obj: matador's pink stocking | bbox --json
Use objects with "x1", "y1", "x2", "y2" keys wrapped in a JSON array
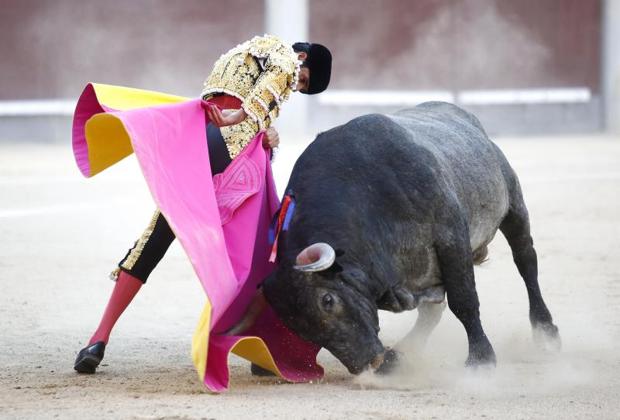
[{"x1": 88, "y1": 270, "x2": 143, "y2": 345}]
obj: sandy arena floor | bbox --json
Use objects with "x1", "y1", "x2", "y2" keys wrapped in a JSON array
[{"x1": 0, "y1": 134, "x2": 619, "y2": 419}]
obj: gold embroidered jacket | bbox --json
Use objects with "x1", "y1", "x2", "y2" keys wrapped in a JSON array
[{"x1": 201, "y1": 34, "x2": 301, "y2": 159}]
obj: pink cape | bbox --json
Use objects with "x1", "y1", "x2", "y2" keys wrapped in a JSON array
[{"x1": 72, "y1": 83, "x2": 322, "y2": 392}]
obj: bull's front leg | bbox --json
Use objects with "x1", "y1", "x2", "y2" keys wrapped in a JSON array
[{"x1": 435, "y1": 226, "x2": 496, "y2": 367}]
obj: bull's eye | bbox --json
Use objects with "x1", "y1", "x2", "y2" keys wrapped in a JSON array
[{"x1": 321, "y1": 293, "x2": 335, "y2": 311}]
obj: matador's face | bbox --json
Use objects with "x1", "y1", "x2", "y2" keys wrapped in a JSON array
[{"x1": 296, "y1": 66, "x2": 310, "y2": 93}]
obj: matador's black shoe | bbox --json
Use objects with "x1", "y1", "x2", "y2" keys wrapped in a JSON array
[{"x1": 74, "y1": 341, "x2": 106, "y2": 374}]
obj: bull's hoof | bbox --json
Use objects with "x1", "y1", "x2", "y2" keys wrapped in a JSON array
[
  {"x1": 465, "y1": 341, "x2": 496, "y2": 368},
  {"x1": 533, "y1": 323, "x2": 561, "y2": 352},
  {"x1": 374, "y1": 349, "x2": 401, "y2": 375},
  {"x1": 465, "y1": 355, "x2": 496, "y2": 368}
]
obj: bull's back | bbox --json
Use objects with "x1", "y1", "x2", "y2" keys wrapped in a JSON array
[
  {"x1": 285, "y1": 103, "x2": 516, "y2": 293},
  {"x1": 288, "y1": 102, "x2": 512, "y2": 255},
  {"x1": 302, "y1": 103, "x2": 509, "y2": 247},
  {"x1": 391, "y1": 103, "x2": 511, "y2": 247}
]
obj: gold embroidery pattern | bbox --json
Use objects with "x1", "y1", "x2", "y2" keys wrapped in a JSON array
[
  {"x1": 201, "y1": 34, "x2": 300, "y2": 159},
  {"x1": 219, "y1": 118, "x2": 260, "y2": 159},
  {"x1": 120, "y1": 210, "x2": 160, "y2": 271},
  {"x1": 242, "y1": 58, "x2": 294, "y2": 127},
  {"x1": 202, "y1": 53, "x2": 262, "y2": 103}
]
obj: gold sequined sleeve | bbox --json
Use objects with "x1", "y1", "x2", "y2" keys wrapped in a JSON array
[
  {"x1": 219, "y1": 118, "x2": 260, "y2": 159},
  {"x1": 242, "y1": 55, "x2": 296, "y2": 130}
]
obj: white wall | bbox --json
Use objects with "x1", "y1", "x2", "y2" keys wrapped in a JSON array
[{"x1": 604, "y1": 0, "x2": 620, "y2": 133}]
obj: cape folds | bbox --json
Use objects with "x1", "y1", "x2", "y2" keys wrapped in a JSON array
[{"x1": 72, "y1": 83, "x2": 322, "y2": 392}]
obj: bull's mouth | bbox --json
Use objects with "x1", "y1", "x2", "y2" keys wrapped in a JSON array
[
  {"x1": 355, "y1": 348, "x2": 400, "y2": 375},
  {"x1": 346, "y1": 363, "x2": 368, "y2": 375},
  {"x1": 331, "y1": 337, "x2": 391, "y2": 375},
  {"x1": 340, "y1": 350, "x2": 387, "y2": 375}
]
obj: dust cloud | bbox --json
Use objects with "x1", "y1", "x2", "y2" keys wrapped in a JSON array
[
  {"x1": 352, "y1": 239, "x2": 616, "y2": 401},
  {"x1": 355, "y1": 322, "x2": 604, "y2": 398}
]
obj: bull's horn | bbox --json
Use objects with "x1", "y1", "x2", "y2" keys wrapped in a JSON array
[
  {"x1": 224, "y1": 288, "x2": 267, "y2": 336},
  {"x1": 294, "y1": 242, "x2": 336, "y2": 272}
]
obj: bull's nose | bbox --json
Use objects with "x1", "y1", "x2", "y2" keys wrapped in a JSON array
[
  {"x1": 369, "y1": 352, "x2": 385, "y2": 370},
  {"x1": 344, "y1": 356, "x2": 373, "y2": 375}
]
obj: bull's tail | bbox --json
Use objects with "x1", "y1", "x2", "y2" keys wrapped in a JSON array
[{"x1": 472, "y1": 245, "x2": 489, "y2": 265}]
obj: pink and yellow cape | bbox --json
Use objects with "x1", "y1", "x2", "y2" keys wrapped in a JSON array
[{"x1": 72, "y1": 83, "x2": 323, "y2": 392}]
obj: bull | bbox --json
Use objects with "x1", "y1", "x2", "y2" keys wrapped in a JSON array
[{"x1": 234, "y1": 101, "x2": 560, "y2": 375}]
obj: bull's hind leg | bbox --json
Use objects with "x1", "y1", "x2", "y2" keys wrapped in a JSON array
[{"x1": 499, "y1": 204, "x2": 560, "y2": 350}]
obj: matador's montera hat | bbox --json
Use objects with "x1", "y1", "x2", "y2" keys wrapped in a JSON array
[{"x1": 293, "y1": 42, "x2": 332, "y2": 95}]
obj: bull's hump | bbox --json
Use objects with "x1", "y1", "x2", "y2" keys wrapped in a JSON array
[
  {"x1": 343, "y1": 113, "x2": 407, "y2": 138},
  {"x1": 347, "y1": 112, "x2": 395, "y2": 127},
  {"x1": 393, "y1": 101, "x2": 481, "y2": 126}
]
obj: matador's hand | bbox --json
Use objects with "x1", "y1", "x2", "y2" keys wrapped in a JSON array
[
  {"x1": 262, "y1": 127, "x2": 280, "y2": 149},
  {"x1": 202, "y1": 100, "x2": 247, "y2": 127}
]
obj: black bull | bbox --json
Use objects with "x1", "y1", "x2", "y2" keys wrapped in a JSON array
[{"x1": 243, "y1": 102, "x2": 560, "y2": 374}]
